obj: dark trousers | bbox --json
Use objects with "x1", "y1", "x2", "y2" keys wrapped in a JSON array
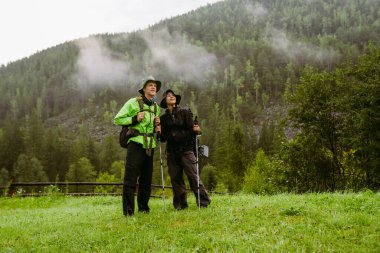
[
  {"x1": 123, "y1": 141, "x2": 154, "y2": 215},
  {"x1": 167, "y1": 150, "x2": 211, "y2": 209}
]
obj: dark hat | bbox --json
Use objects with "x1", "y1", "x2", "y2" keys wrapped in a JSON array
[
  {"x1": 160, "y1": 89, "x2": 181, "y2": 108},
  {"x1": 138, "y1": 75, "x2": 162, "y2": 95}
]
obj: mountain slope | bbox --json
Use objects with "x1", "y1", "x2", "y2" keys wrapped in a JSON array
[{"x1": 0, "y1": 0, "x2": 379, "y2": 188}]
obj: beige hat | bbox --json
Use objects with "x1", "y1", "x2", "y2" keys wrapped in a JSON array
[{"x1": 138, "y1": 75, "x2": 161, "y2": 95}]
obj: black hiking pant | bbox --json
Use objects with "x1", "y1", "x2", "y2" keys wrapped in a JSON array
[
  {"x1": 123, "y1": 141, "x2": 154, "y2": 216},
  {"x1": 167, "y1": 150, "x2": 211, "y2": 209}
]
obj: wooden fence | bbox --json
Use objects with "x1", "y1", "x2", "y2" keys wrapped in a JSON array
[{"x1": 0, "y1": 182, "x2": 229, "y2": 197}]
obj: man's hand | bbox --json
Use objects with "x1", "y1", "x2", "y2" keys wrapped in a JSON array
[
  {"x1": 137, "y1": 112, "x2": 144, "y2": 122},
  {"x1": 154, "y1": 116, "x2": 160, "y2": 126},
  {"x1": 193, "y1": 125, "x2": 201, "y2": 135}
]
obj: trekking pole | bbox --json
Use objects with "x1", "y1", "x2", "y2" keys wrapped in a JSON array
[
  {"x1": 195, "y1": 134, "x2": 201, "y2": 210},
  {"x1": 194, "y1": 116, "x2": 201, "y2": 210},
  {"x1": 158, "y1": 136, "x2": 166, "y2": 211}
]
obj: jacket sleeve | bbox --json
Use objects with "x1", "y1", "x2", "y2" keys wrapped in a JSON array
[
  {"x1": 113, "y1": 99, "x2": 138, "y2": 126},
  {"x1": 187, "y1": 108, "x2": 202, "y2": 136},
  {"x1": 185, "y1": 108, "x2": 196, "y2": 132},
  {"x1": 159, "y1": 114, "x2": 168, "y2": 142}
]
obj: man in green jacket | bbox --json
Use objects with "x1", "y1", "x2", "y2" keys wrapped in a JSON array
[{"x1": 114, "y1": 76, "x2": 161, "y2": 216}]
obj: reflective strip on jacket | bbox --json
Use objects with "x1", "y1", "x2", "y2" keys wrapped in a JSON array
[{"x1": 114, "y1": 97, "x2": 160, "y2": 148}]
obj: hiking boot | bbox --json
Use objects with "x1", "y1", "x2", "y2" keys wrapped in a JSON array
[{"x1": 124, "y1": 209, "x2": 134, "y2": 216}]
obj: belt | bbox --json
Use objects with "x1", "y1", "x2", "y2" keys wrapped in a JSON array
[
  {"x1": 167, "y1": 145, "x2": 193, "y2": 154},
  {"x1": 138, "y1": 132, "x2": 154, "y2": 156}
]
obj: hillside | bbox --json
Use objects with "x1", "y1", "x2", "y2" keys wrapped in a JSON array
[
  {"x1": 0, "y1": 0, "x2": 379, "y2": 191},
  {"x1": 1, "y1": 0, "x2": 379, "y2": 120}
]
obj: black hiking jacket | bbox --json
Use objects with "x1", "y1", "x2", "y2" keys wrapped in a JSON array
[{"x1": 160, "y1": 106, "x2": 196, "y2": 152}]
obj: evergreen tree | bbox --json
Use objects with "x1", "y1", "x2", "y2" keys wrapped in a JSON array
[
  {"x1": 0, "y1": 117, "x2": 24, "y2": 174},
  {"x1": 214, "y1": 121, "x2": 248, "y2": 192},
  {"x1": 23, "y1": 107, "x2": 45, "y2": 160},
  {"x1": 12, "y1": 154, "x2": 48, "y2": 193},
  {"x1": 0, "y1": 168, "x2": 9, "y2": 187},
  {"x1": 66, "y1": 157, "x2": 97, "y2": 192},
  {"x1": 110, "y1": 160, "x2": 124, "y2": 182},
  {"x1": 99, "y1": 134, "x2": 122, "y2": 173},
  {"x1": 41, "y1": 127, "x2": 71, "y2": 181},
  {"x1": 13, "y1": 154, "x2": 48, "y2": 182}
]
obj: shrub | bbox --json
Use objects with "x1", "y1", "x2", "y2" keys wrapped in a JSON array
[{"x1": 243, "y1": 149, "x2": 283, "y2": 194}]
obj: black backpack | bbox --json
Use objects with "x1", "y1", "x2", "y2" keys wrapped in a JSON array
[{"x1": 119, "y1": 97, "x2": 157, "y2": 148}]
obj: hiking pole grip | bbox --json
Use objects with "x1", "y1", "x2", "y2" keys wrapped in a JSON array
[{"x1": 194, "y1": 115, "x2": 202, "y2": 137}]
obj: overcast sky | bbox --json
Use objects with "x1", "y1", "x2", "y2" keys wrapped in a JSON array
[{"x1": 0, "y1": 0, "x2": 222, "y2": 66}]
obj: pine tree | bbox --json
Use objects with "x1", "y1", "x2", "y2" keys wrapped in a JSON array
[{"x1": 66, "y1": 157, "x2": 97, "y2": 192}]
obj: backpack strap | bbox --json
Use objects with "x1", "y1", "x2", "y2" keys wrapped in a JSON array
[
  {"x1": 135, "y1": 96, "x2": 157, "y2": 156},
  {"x1": 136, "y1": 96, "x2": 144, "y2": 111}
]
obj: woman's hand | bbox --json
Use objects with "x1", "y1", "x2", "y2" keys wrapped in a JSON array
[
  {"x1": 154, "y1": 116, "x2": 160, "y2": 126},
  {"x1": 193, "y1": 125, "x2": 201, "y2": 135}
]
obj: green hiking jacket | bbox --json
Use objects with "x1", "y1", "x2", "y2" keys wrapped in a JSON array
[{"x1": 114, "y1": 97, "x2": 161, "y2": 148}]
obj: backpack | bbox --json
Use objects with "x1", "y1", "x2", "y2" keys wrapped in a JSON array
[{"x1": 119, "y1": 97, "x2": 157, "y2": 148}]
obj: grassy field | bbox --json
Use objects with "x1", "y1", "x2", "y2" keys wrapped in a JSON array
[{"x1": 0, "y1": 191, "x2": 379, "y2": 252}]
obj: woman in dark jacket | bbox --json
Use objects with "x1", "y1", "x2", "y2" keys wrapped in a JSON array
[{"x1": 159, "y1": 89, "x2": 211, "y2": 210}]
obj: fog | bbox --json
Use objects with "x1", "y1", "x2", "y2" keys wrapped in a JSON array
[{"x1": 74, "y1": 27, "x2": 218, "y2": 92}]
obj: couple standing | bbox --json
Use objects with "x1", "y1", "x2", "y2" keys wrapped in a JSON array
[{"x1": 114, "y1": 76, "x2": 211, "y2": 216}]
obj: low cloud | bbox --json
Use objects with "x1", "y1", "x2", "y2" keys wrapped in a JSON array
[
  {"x1": 304, "y1": 0, "x2": 318, "y2": 4},
  {"x1": 266, "y1": 28, "x2": 339, "y2": 63},
  {"x1": 245, "y1": 3, "x2": 268, "y2": 22},
  {"x1": 140, "y1": 28, "x2": 218, "y2": 84},
  {"x1": 74, "y1": 28, "x2": 218, "y2": 92},
  {"x1": 74, "y1": 37, "x2": 132, "y2": 92}
]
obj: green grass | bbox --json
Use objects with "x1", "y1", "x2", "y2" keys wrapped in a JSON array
[{"x1": 0, "y1": 192, "x2": 379, "y2": 252}]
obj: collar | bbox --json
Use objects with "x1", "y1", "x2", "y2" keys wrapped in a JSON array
[
  {"x1": 165, "y1": 106, "x2": 180, "y2": 114},
  {"x1": 142, "y1": 95, "x2": 154, "y2": 106}
]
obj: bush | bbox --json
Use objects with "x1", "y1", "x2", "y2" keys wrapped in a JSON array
[
  {"x1": 66, "y1": 157, "x2": 97, "y2": 193},
  {"x1": 95, "y1": 172, "x2": 119, "y2": 194},
  {"x1": 243, "y1": 149, "x2": 283, "y2": 194},
  {"x1": 201, "y1": 164, "x2": 218, "y2": 191}
]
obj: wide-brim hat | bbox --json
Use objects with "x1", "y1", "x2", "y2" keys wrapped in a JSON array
[
  {"x1": 138, "y1": 75, "x2": 161, "y2": 95},
  {"x1": 160, "y1": 89, "x2": 181, "y2": 108}
]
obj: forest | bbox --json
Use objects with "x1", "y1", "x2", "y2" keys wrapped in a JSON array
[{"x1": 0, "y1": 0, "x2": 379, "y2": 193}]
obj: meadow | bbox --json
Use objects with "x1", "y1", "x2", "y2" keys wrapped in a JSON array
[{"x1": 0, "y1": 192, "x2": 379, "y2": 252}]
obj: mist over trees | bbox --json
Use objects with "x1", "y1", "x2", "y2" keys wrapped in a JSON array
[{"x1": 0, "y1": 0, "x2": 379, "y2": 193}]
